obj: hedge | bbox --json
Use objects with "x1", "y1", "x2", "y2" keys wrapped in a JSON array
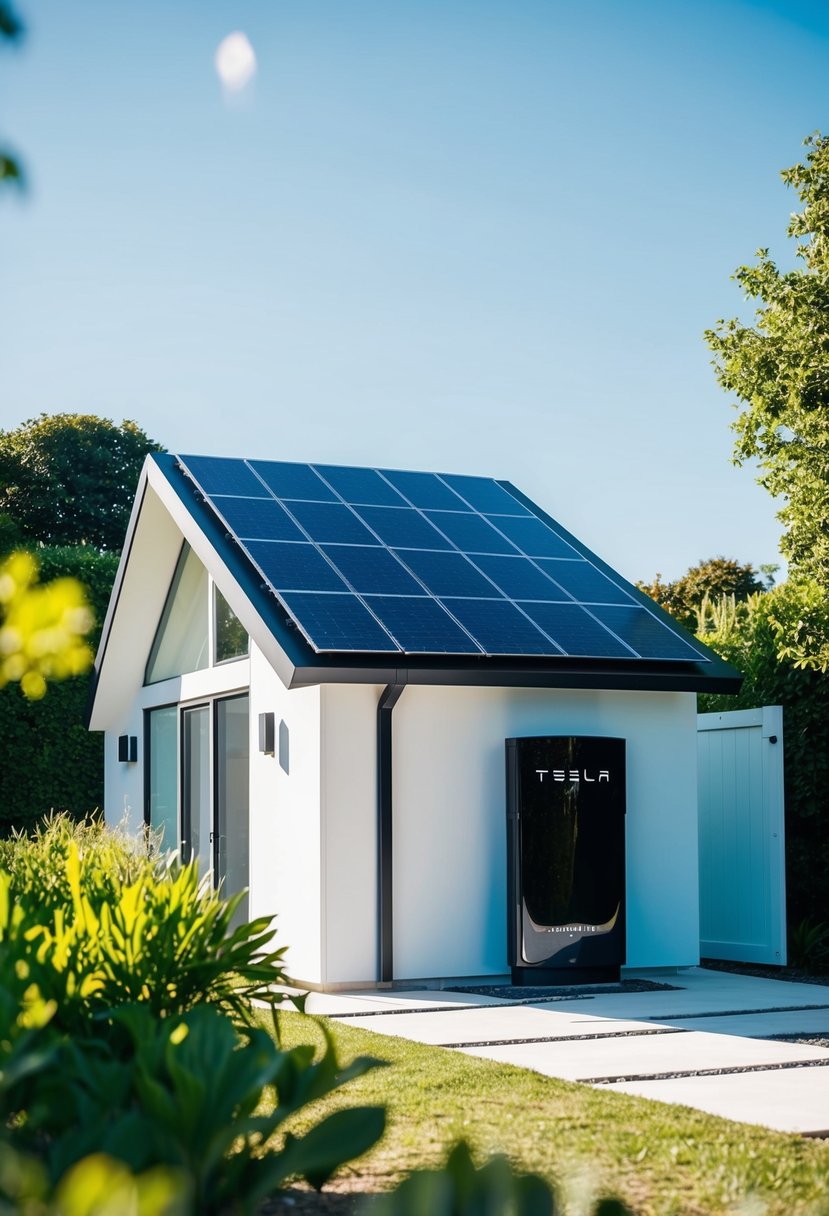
[{"x1": 0, "y1": 545, "x2": 119, "y2": 833}]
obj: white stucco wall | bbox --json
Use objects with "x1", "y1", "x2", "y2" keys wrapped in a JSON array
[
  {"x1": 320, "y1": 683, "x2": 382, "y2": 985},
  {"x1": 317, "y1": 683, "x2": 700, "y2": 985},
  {"x1": 248, "y1": 645, "x2": 323, "y2": 983}
]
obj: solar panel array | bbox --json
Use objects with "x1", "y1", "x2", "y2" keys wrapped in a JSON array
[{"x1": 177, "y1": 455, "x2": 707, "y2": 663}]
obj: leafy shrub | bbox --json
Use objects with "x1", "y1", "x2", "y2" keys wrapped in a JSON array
[
  {"x1": 0, "y1": 815, "x2": 291, "y2": 1031},
  {"x1": 0, "y1": 815, "x2": 156, "y2": 915},
  {"x1": 364, "y1": 1141, "x2": 632, "y2": 1216},
  {"x1": 9, "y1": 1004, "x2": 384, "y2": 1213},
  {"x1": 0, "y1": 818, "x2": 387, "y2": 1214},
  {"x1": 699, "y1": 581, "x2": 829, "y2": 925},
  {"x1": 0, "y1": 1145, "x2": 188, "y2": 1216}
]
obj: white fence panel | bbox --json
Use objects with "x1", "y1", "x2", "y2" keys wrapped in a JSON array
[{"x1": 697, "y1": 706, "x2": 786, "y2": 965}]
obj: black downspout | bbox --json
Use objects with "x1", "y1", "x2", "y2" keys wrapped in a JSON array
[{"x1": 377, "y1": 682, "x2": 405, "y2": 984}]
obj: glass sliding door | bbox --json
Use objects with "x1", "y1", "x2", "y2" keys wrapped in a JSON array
[
  {"x1": 182, "y1": 705, "x2": 211, "y2": 878},
  {"x1": 215, "y1": 694, "x2": 250, "y2": 921},
  {"x1": 149, "y1": 696, "x2": 250, "y2": 914},
  {"x1": 147, "y1": 705, "x2": 178, "y2": 851}
]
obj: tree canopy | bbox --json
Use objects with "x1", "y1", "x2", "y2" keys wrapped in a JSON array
[
  {"x1": 0, "y1": 413, "x2": 162, "y2": 551},
  {"x1": 706, "y1": 133, "x2": 829, "y2": 588},
  {"x1": 637, "y1": 556, "x2": 768, "y2": 632}
]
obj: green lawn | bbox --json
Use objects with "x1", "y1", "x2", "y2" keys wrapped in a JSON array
[{"x1": 273, "y1": 1010, "x2": 829, "y2": 1216}]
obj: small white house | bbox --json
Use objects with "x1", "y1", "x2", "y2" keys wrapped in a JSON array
[{"x1": 88, "y1": 454, "x2": 740, "y2": 990}]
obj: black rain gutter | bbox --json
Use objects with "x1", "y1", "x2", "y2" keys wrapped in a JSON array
[{"x1": 377, "y1": 681, "x2": 406, "y2": 983}]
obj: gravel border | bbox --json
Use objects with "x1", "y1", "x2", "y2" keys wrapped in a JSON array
[{"x1": 701, "y1": 959, "x2": 829, "y2": 988}]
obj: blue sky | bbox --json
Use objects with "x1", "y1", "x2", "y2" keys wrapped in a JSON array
[{"x1": 3, "y1": 0, "x2": 828, "y2": 581}]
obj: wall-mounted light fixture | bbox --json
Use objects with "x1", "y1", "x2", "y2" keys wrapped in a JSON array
[
  {"x1": 118, "y1": 735, "x2": 138, "y2": 764},
  {"x1": 258, "y1": 712, "x2": 275, "y2": 756}
]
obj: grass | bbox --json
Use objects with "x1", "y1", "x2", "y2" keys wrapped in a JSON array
[{"x1": 271, "y1": 1011, "x2": 829, "y2": 1216}]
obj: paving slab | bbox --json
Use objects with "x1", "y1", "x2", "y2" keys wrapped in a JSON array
[
  {"x1": 669, "y1": 1007, "x2": 829, "y2": 1040},
  {"x1": 324, "y1": 1005, "x2": 660, "y2": 1046},
  {"x1": 606, "y1": 1066, "x2": 829, "y2": 1134},
  {"x1": 300, "y1": 987, "x2": 503, "y2": 1017},
  {"x1": 533, "y1": 970, "x2": 829, "y2": 1025},
  {"x1": 453, "y1": 1028, "x2": 829, "y2": 1083},
  {"x1": 305, "y1": 968, "x2": 829, "y2": 1133}
]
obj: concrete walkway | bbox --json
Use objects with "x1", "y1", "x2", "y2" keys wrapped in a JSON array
[{"x1": 304, "y1": 968, "x2": 829, "y2": 1135}]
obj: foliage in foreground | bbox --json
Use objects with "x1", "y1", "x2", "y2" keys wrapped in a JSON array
[
  {"x1": 364, "y1": 1140, "x2": 628, "y2": 1216},
  {"x1": 0, "y1": 815, "x2": 291, "y2": 1031},
  {"x1": 0, "y1": 817, "x2": 386, "y2": 1213},
  {"x1": 5, "y1": 1003, "x2": 384, "y2": 1213},
  {"x1": 0, "y1": 550, "x2": 92, "y2": 702}
]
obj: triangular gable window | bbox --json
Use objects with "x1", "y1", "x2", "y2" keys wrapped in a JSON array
[
  {"x1": 214, "y1": 585, "x2": 249, "y2": 663},
  {"x1": 145, "y1": 543, "x2": 209, "y2": 684}
]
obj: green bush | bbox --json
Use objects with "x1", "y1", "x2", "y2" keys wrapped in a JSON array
[
  {"x1": 0, "y1": 816, "x2": 291, "y2": 1032},
  {"x1": 699, "y1": 581, "x2": 829, "y2": 925},
  {"x1": 10, "y1": 1004, "x2": 384, "y2": 1212},
  {"x1": 0, "y1": 818, "x2": 387, "y2": 1215},
  {"x1": 0, "y1": 546, "x2": 118, "y2": 833}
]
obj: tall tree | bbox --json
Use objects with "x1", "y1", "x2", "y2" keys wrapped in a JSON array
[
  {"x1": 706, "y1": 133, "x2": 829, "y2": 587},
  {"x1": 0, "y1": 414, "x2": 162, "y2": 551}
]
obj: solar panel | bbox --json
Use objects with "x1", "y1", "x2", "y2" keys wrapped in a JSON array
[
  {"x1": 362, "y1": 596, "x2": 482, "y2": 653},
  {"x1": 381, "y1": 469, "x2": 468, "y2": 511},
  {"x1": 280, "y1": 592, "x2": 399, "y2": 652},
  {"x1": 537, "y1": 559, "x2": 635, "y2": 604},
  {"x1": 320, "y1": 545, "x2": 423, "y2": 595},
  {"x1": 245, "y1": 541, "x2": 347, "y2": 592},
  {"x1": 315, "y1": 465, "x2": 406, "y2": 506},
  {"x1": 443, "y1": 598, "x2": 562, "y2": 655},
  {"x1": 210, "y1": 496, "x2": 306, "y2": 542},
  {"x1": 441, "y1": 474, "x2": 531, "y2": 516},
  {"x1": 181, "y1": 454, "x2": 271, "y2": 498},
  {"x1": 249, "y1": 460, "x2": 338, "y2": 502},
  {"x1": 176, "y1": 455, "x2": 708, "y2": 664},
  {"x1": 424, "y1": 511, "x2": 518, "y2": 555},
  {"x1": 288, "y1": 500, "x2": 380, "y2": 546},
  {"x1": 355, "y1": 507, "x2": 453, "y2": 551},
  {"x1": 470, "y1": 554, "x2": 571, "y2": 601},
  {"x1": 591, "y1": 606, "x2": 704, "y2": 662},
  {"x1": 492, "y1": 515, "x2": 580, "y2": 559},
  {"x1": 397, "y1": 550, "x2": 504, "y2": 599},
  {"x1": 518, "y1": 602, "x2": 636, "y2": 658}
]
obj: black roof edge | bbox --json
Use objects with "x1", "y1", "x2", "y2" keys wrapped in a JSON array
[
  {"x1": 497, "y1": 478, "x2": 743, "y2": 690},
  {"x1": 289, "y1": 661, "x2": 741, "y2": 694},
  {"x1": 162, "y1": 454, "x2": 742, "y2": 695}
]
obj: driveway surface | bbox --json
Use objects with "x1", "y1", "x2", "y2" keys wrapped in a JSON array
[{"x1": 304, "y1": 968, "x2": 829, "y2": 1135}]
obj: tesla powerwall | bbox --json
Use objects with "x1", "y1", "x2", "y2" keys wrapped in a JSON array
[{"x1": 506, "y1": 736, "x2": 626, "y2": 984}]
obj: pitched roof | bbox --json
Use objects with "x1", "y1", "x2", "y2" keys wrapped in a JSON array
[{"x1": 88, "y1": 453, "x2": 740, "y2": 706}]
